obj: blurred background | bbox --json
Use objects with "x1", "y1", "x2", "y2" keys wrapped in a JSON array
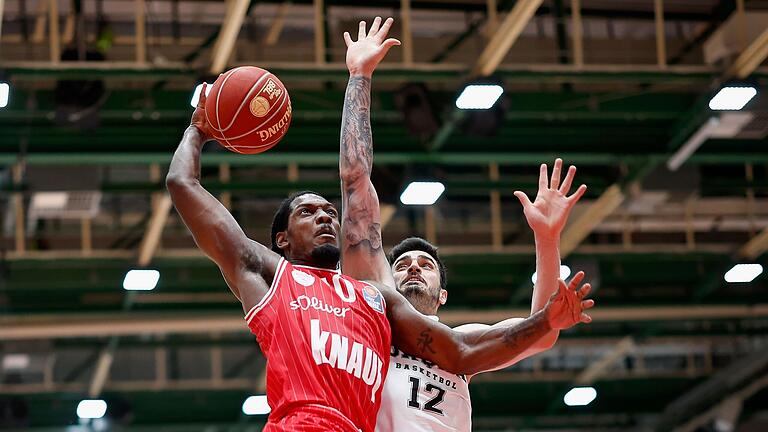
[{"x1": 1, "y1": 0, "x2": 768, "y2": 431}]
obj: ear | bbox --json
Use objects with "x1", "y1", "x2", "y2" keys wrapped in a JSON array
[
  {"x1": 439, "y1": 289, "x2": 448, "y2": 306},
  {"x1": 275, "y1": 230, "x2": 290, "y2": 252}
]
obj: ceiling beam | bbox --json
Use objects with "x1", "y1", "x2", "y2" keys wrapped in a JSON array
[
  {"x1": 264, "y1": 1, "x2": 291, "y2": 46},
  {"x1": 561, "y1": 184, "x2": 625, "y2": 257},
  {"x1": 739, "y1": 228, "x2": 768, "y2": 260},
  {"x1": 3, "y1": 304, "x2": 768, "y2": 340},
  {"x1": 472, "y1": 0, "x2": 544, "y2": 76},
  {"x1": 574, "y1": 336, "x2": 635, "y2": 385},
  {"x1": 137, "y1": 194, "x2": 174, "y2": 266},
  {"x1": 726, "y1": 26, "x2": 768, "y2": 79},
  {"x1": 5, "y1": 151, "x2": 768, "y2": 167},
  {"x1": 210, "y1": 0, "x2": 251, "y2": 75}
]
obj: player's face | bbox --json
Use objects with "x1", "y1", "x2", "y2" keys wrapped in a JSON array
[
  {"x1": 286, "y1": 194, "x2": 341, "y2": 258},
  {"x1": 392, "y1": 250, "x2": 442, "y2": 299}
]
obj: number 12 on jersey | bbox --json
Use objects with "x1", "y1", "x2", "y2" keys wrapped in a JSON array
[{"x1": 407, "y1": 377, "x2": 446, "y2": 415}]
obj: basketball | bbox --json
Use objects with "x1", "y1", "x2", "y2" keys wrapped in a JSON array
[{"x1": 205, "y1": 66, "x2": 292, "y2": 154}]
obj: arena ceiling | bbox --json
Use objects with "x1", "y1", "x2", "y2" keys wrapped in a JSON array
[{"x1": 1, "y1": 0, "x2": 768, "y2": 430}]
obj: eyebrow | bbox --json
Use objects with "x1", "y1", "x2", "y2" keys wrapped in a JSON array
[
  {"x1": 294, "y1": 203, "x2": 337, "y2": 212},
  {"x1": 394, "y1": 254, "x2": 437, "y2": 266},
  {"x1": 417, "y1": 255, "x2": 437, "y2": 265}
]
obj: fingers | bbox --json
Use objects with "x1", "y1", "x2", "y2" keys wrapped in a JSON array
[
  {"x1": 513, "y1": 191, "x2": 532, "y2": 209},
  {"x1": 580, "y1": 313, "x2": 592, "y2": 323},
  {"x1": 581, "y1": 299, "x2": 595, "y2": 309},
  {"x1": 380, "y1": 38, "x2": 401, "y2": 55},
  {"x1": 197, "y1": 83, "x2": 208, "y2": 108},
  {"x1": 538, "y1": 163, "x2": 548, "y2": 191},
  {"x1": 568, "y1": 184, "x2": 587, "y2": 203},
  {"x1": 378, "y1": 17, "x2": 395, "y2": 40},
  {"x1": 568, "y1": 271, "x2": 585, "y2": 290},
  {"x1": 358, "y1": 20, "x2": 367, "y2": 40},
  {"x1": 343, "y1": 31, "x2": 353, "y2": 47},
  {"x1": 550, "y1": 158, "x2": 562, "y2": 190},
  {"x1": 577, "y1": 283, "x2": 592, "y2": 299},
  {"x1": 368, "y1": 16, "x2": 382, "y2": 37},
  {"x1": 559, "y1": 165, "x2": 576, "y2": 195}
]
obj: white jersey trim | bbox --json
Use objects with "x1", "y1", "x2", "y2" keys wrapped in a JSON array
[
  {"x1": 244, "y1": 257, "x2": 288, "y2": 324},
  {"x1": 293, "y1": 263, "x2": 341, "y2": 274}
]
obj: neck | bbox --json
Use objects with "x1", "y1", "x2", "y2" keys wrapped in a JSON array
[
  {"x1": 403, "y1": 291, "x2": 440, "y2": 316},
  {"x1": 290, "y1": 256, "x2": 338, "y2": 270}
]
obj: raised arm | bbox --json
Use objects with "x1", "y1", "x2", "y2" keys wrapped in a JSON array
[
  {"x1": 339, "y1": 17, "x2": 400, "y2": 286},
  {"x1": 379, "y1": 274, "x2": 594, "y2": 376},
  {"x1": 166, "y1": 83, "x2": 280, "y2": 310},
  {"x1": 451, "y1": 159, "x2": 588, "y2": 372}
]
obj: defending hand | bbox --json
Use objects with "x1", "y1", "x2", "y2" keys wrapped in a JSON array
[
  {"x1": 343, "y1": 17, "x2": 401, "y2": 78},
  {"x1": 514, "y1": 158, "x2": 587, "y2": 241}
]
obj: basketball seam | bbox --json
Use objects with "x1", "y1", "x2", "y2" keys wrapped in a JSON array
[
  {"x1": 217, "y1": 93, "x2": 289, "y2": 141},
  {"x1": 208, "y1": 68, "x2": 235, "y2": 132},
  {"x1": 217, "y1": 71, "x2": 272, "y2": 133}
]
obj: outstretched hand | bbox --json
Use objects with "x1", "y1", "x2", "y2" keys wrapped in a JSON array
[
  {"x1": 190, "y1": 82, "x2": 214, "y2": 142},
  {"x1": 514, "y1": 158, "x2": 587, "y2": 240},
  {"x1": 543, "y1": 271, "x2": 595, "y2": 330},
  {"x1": 343, "y1": 17, "x2": 401, "y2": 78}
]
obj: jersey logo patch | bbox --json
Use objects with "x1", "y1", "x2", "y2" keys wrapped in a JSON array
[
  {"x1": 292, "y1": 269, "x2": 315, "y2": 287},
  {"x1": 362, "y1": 284, "x2": 385, "y2": 314}
]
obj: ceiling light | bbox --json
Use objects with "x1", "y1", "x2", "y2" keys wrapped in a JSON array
[
  {"x1": 724, "y1": 264, "x2": 763, "y2": 283},
  {"x1": 2, "y1": 354, "x2": 30, "y2": 370},
  {"x1": 455, "y1": 84, "x2": 504, "y2": 110},
  {"x1": 709, "y1": 86, "x2": 757, "y2": 110},
  {"x1": 400, "y1": 182, "x2": 445, "y2": 205},
  {"x1": 531, "y1": 265, "x2": 572, "y2": 284},
  {"x1": 563, "y1": 387, "x2": 597, "y2": 406},
  {"x1": 242, "y1": 395, "x2": 271, "y2": 415},
  {"x1": 77, "y1": 400, "x2": 107, "y2": 419},
  {"x1": 0, "y1": 82, "x2": 10, "y2": 108},
  {"x1": 122, "y1": 269, "x2": 160, "y2": 291},
  {"x1": 190, "y1": 83, "x2": 212, "y2": 108}
]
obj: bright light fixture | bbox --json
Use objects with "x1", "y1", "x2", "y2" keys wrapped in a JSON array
[
  {"x1": 0, "y1": 82, "x2": 10, "y2": 108},
  {"x1": 122, "y1": 269, "x2": 160, "y2": 291},
  {"x1": 190, "y1": 83, "x2": 212, "y2": 108},
  {"x1": 531, "y1": 265, "x2": 572, "y2": 284},
  {"x1": 77, "y1": 400, "x2": 107, "y2": 419},
  {"x1": 2, "y1": 354, "x2": 30, "y2": 370},
  {"x1": 563, "y1": 387, "x2": 597, "y2": 406},
  {"x1": 400, "y1": 182, "x2": 446, "y2": 205},
  {"x1": 724, "y1": 264, "x2": 763, "y2": 283},
  {"x1": 708, "y1": 86, "x2": 757, "y2": 110},
  {"x1": 455, "y1": 84, "x2": 504, "y2": 109},
  {"x1": 242, "y1": 395, "x2": 271, "y2": 415}
]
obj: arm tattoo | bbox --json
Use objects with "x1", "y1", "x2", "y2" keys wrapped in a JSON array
[
  {"x1": 340, "y1": 76, "x2": 383, "y2": 251},
  {"x1": 501, "y1": 313, "x2": 549, "y2": 350},
  {"x1": 340, "y1": 76, "x2": 373, "y2": 180},
  {"x1": 417, "y1": 329, "x2": 437, "y2": 355}
]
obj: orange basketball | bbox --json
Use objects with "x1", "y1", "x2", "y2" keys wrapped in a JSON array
[{"x1": 205, "y1": 66, "x2": 292, "y2": 154}]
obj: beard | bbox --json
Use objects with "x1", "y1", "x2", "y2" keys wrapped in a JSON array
[
  {"x1": 310, "y1": 243, "x2": 341, "y2": 268},
  {"x1": 399, "y1": 282, "x2": 440, "y2": 315}
]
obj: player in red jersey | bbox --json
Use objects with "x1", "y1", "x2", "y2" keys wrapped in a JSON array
[{"x1": 167, "y1": 18, "x2": 591, "y2": 432}]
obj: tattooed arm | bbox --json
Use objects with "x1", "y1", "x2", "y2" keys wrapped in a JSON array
[
  {"x1": 339, "y1": 17, "x2": 400, "y2": 285},
  {"x1": 378, "y1": 275, "x2": 594, "y2": 376}
]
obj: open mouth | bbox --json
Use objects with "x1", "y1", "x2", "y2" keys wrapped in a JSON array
[
  {"x1": 404, "y1": 276, "x2": 425, "y2": 285},
  {"x1": 315, "y1": 226, "x2": 336, "y2": 239}
]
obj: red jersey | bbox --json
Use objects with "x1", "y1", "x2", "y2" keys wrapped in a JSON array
[{"x1": 245, "y1": 258, "x2": 392, "y2": 432}]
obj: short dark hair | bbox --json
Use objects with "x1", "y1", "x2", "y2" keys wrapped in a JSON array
[
  {"x1": 389, "y1": 237, "x2": 447, "y2": 290},
  {"x1": 270, "y1": 190, "x2": 321, "y2": 256}
]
